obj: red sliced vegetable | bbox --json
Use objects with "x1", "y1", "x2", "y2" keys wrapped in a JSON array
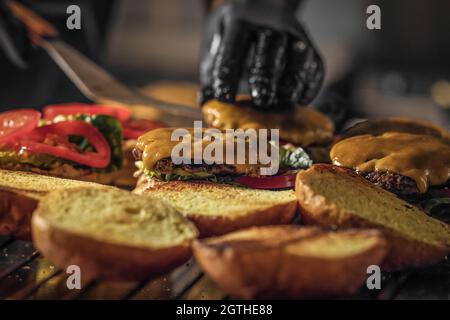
[
  {"x1": 0, "y1": 109, "x2": 41, "y2": 146},
  {"x1": 234, "y1": 174, "x2": 297, "y2": 189},
  {"x1": 19, "y1": 121, "x2": 111, "y2": 168}
]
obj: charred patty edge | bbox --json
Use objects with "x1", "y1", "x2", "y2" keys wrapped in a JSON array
[{"x1": 357, "y1": 170, "x2": 421, "y2": 196}]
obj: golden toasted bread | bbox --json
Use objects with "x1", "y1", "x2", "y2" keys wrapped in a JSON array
[
  {"x1": 133, "y1": 177, "x2": 297, "y2": 237},
  {"x1": 193, "y1": 225, "x2": 387, "y2": 299},
  {"x1": 296, "y1": 164, "x2": 450, "y2": 270},
  {"x1": 0, "y1": 169, "x2": 110, "y2": 239},
  {"x1": 32, "y1": 187, "x2": 198, "y2": 281}
]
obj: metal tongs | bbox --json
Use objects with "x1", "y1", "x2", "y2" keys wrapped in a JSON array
[{"x1": 9, "y1": 1, "x2": 202, "y2": 124}]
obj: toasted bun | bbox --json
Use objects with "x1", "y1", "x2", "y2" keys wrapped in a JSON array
[
  {"x1": 202, "y1": 97, "x2": 334, "y2": 147},
  {"x1": 193, "y1": 225, "x2": 387, "y2": 299},
  {"x1": 32, "y1": 187, "x2": 198, "y2": 281},
  {"x1": 296, "y1": 164, "x2": 450, "y2": 270},
  {"x1": 338, "y1": 117, "x2": 450, "y2": 143},
  {"x1": 133, "y1": 177, "x2": 297, "y2": 237},
  {"x1": 0, "y1": 169, "x2": 110, "y2": 239}
]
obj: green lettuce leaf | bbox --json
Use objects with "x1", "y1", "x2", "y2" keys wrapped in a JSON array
[
  {"x1": 73, "y1": 114, "x2": 123, "y2": 171},
  {"x1": 280, "y1": 145, "x2": 313, "y2": 169},
  {"x1": 144, "y1": 168, "x2": 235, "y2": 184}
]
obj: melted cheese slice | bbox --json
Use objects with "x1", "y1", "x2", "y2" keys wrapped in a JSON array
[
  {"x1": 340, "y1": 117, "x2": 450, "y2": 143},
  {"x1": 202, "y1": 99, "x2": 334, "y2": 147},
  {"x1": 136, "y1": 128, "x2": 276, "y2": 175},
  {"x1": 330, "y1": 132, "x2": 450, "y2": 193}
]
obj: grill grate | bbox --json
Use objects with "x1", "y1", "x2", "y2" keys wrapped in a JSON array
[{"x1": 0, "y1": 236, "x2": 449, "y2": 300}]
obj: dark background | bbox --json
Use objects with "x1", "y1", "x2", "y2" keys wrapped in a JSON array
[{"x1": 0, "y1": 0, "x2": 449, "y2": 128}]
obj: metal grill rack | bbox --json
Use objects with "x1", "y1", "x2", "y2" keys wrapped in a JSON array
[{"x1": 1, "y1": 236, "x2": 449, "y2": 300}]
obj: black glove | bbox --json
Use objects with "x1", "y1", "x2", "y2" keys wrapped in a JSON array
[
  {"x1": 0, "y1": 0, "x2": 30, "y2": 68},
  {"x1": 200, "y1": 0, "x2": 324, "y2": 111}
]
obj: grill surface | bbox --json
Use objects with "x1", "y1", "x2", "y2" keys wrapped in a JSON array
[{"x1": 1, "y1": 236, "x2": 449, "y2": 300}]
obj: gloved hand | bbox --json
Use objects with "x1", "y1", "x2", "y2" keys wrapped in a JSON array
[
  {"x1": 0, "y1": 0, "x2": 30, "y2": 68},
  {"x1": 200, "y1": 0, "x2": 324, "y2": 111}
]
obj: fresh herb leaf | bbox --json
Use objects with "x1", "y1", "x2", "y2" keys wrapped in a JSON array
[
  {"x1": 280, "y1": 145, "x2": 313, "y2": 169},
  {"x1": 144, "y1": 169, "x2": 236, "y2": 184},
  {"x1": 75, "y1": 114, "x2": 123, "y2": 172}
]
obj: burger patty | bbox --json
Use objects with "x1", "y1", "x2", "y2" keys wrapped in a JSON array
[
  {"x1": 154, "y1": 158, "x2": 237, "y2": 176},
  {"x1": 133, "y1": 145, "x2": 241, "y2": 177},
  {"x1": 358, "y1": 171, "x2": 420, "y2": 196}
]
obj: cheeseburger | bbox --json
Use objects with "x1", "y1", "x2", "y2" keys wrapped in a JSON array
[
  {"x1": 202, "y1": 96, "x2": 334, "y2": 163},
  {"x1": 133, "y1": 127, "x2": 312, "y2": 190},
  {"x1": 331, "y1": 118, "x2": 450, "y2": 196}
]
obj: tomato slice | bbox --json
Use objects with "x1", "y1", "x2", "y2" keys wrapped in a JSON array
[
  {"x1": 19, "y1": 121, "x2": 111, "y2": 168},
  {"x1": 123, "y1": 119, "x2": 168, "y2": 139},
  {"x1": 234, "y1": 174, "x2": 297, "y2": 189},
  {"x1": 0, "y1": 109, "x2": 41, "y2": 146},
  {"x1": 43, "y1": 103, "x2": 132, "y2": 122}
]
